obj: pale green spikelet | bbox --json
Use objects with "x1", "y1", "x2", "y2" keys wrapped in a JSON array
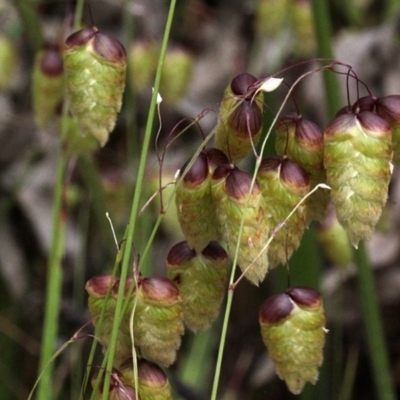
[
  {"x1": 167, "y1": 240, "x2": 229, "y2": 331},
  {"x1": 323, "y1": 107, "x2": 392, "y2": 247},
  {"x1": 64, "y1": 27, "x2": 127, "y2": 146},
  {"x1": 258, "y1": 156, "x2": 310, "y2": 267},
  {"x1": 276, "y1": 114, "x2": 329, "y2": 222},
  {"x1": 211, "y1": 165, "x2": 269, "y2": 285},
  {"x1": 86, "y1": 275, "x2": 133, "y2": 366},
  {"x1": 133, "y1": 277, "x2": 184, "y2": 367},
  {"x1": 214, "y1": 73, "x2": 263, "y2": 163},
  {"x1": 159, "y1": 46, "x2": 194, "y2": 105},
  {"x1": 259, "y1": 287, "x2": 326, "y2": 395},
  {"x1": 32, "y1": 44, "x2": 65, "y2": 128},
  {"x1": 175, "y1": 152, "x2": 220, "y2": 252},
  {"x1": 0, "y1": 34, "x2": 17, "y2": 90}
]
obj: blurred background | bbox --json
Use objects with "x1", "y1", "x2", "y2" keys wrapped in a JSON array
[{"x1": 1, "y1": 0, "x2": 400, "y2": 399}]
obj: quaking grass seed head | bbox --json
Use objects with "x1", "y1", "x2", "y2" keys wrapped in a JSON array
[
  {"x1": 64, "y1": 27, "x2": 127, "y2": 146},
  {"x1": 92, "y1": 368, "x2": 139, "y2": 400},
  {"x1": 259, "y1": 286, "x2": 326, "y2": 395},
  {"x1": 65, "y1": 27, "x2": 127, "y2": 65},
  {"x1": 167, "y1": 240, "x2": 229, "y2": 331},
  {"x1": 32, "y1": 43, "x2": 65, "y2": 128},
  {"x1": 324, "y1": 108, "x2": 392, "y2": 247},
  {"x1": 119, "y1": 358, "x2": 172, "y2": 400}
]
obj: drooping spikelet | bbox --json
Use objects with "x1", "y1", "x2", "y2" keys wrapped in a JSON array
[
  {"x1": 167, "y1": 240, "x2": 229, "y2": 331},
  {"x1": 86, "y1": 275, "x2": 133, "y2": 365},
  {"x1": 175, "y1": 152, "x2": 220, "y2": 252},
  {"x1": 132, "y1": 277, "x2": 184, "y2": 367},
  {"x1": 64, "y1": 27, "x2": 127, "y2": 146},
  {"x1": 211, "y1": 165, "x2": 269, "y2": 285},
  {"x1": 323, "y1": 107, "x2": 392, "y2": 247},
  {"x1": 257, "y1": 156, "x2": 310, "y2": 267},
  {"x1": 276, "y1": 114, "x2": 329, "y2": 222},
  {"x1": 92, "y1": 368, "x2": 139, "y2": 400},
  {"x1": 32, "y1": 44, "x2": 64, "y2": 128},
  {"x1": 259, "y1": 286, "x2": 326, "y2": 395},
  {"x1": 214, "y1": 73, "x2": 263, "y2": 163},
  {"x1": 120, "y1": 358, "x2": 172, "y2": 400}
]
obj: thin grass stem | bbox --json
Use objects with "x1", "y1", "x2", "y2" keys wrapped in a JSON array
[{"x1": 101, "y1": 1, "x2": 177, "y2": 397}]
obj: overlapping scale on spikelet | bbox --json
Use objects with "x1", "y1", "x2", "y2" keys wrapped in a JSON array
[
  {"x1": 356, "y1": 95, "x2": 400, "y2": 166},
  {"x1": 276, "y1": 114, "x2": 329, "y2": 222},
  {"x1": 132, "y1": 277, "x2": 184, "y2": 367},
  {"x1": 86, "y1": 275, "x2": 132, "y2": 366},
  {"x1": 64, "y1": 27, "x2": 126, "y2": 146},
  {"x1": 167, "y1": 241, "x2": 229, "y2": 331},
  {"x1": 211, "y1": 165, "x2": 269, "y2": 285},
  {"x1": 259, "y1": 287, "x2": 326, "y2": 394},
  {"x1": 323, "y1": 108, "x2": 392, "y2": 247},
  {"x1": 175, "y1": 152, "x2": 220, "y2": 252},
  {"x1": 214, "y1": 73, "x2": 263, "y2": 163},
  {"x1": 258, "y1": 156, "x2": 310, "y2": 267},
  {"x1": 32, "y1": 44, "x2": 64, "y2": 128}
]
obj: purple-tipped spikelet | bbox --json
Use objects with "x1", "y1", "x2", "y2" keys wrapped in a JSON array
[
  {"x1": 323, "y1": 107, "x2": 392, "y2": 247},
  {"x1": 316, "y1": 204, "x2": 353, "y2": 267},
  {"x1": 214, "y1": 73, "x2": 263, "y2": 163},
  {"x1": 120, "y1": 359, "x2": 172, "y2": 400},
  {"x1": 167, "y1": 241, "x2": 229, "y2": 331},
  {"x1": 92, "y1": 368, "x2": 139, "y2": 400},
  {"x1": 175, "y1": 152, "x2": 220, "y2": 252},
  {"x1": 276, "y1": 114, "x2": 329, "y2": 222},
  {"x1": 259, "y1": 287, "x2": 326, "y2": 395},
  {"x1": 211, "y1": 165, "x2": 269, "y2": 285},
  {"x1": 32, "y1": 44, "x2": 64, "y2": 128},
  {"x1": 86, "y1": 276, "x2": 133, "y2": 365},
  {"x1": 133, "y1": 277, "x2": 184, "y2": 367},
  {"x1": 258, "y1": 156, "x2": 310, "y2": 267},
  {"x1": 64, "y1": 27, "x2": 127, "y2": 146},
  {"x1": 204, "y1": 147, "x2": 230, "y2": 174}
]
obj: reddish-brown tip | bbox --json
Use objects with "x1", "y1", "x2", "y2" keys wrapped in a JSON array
[
  {"x1": 230, "y1": 72, "x2": 258, "y2": 96},
  {"x1": 286, "y1": 286, "x2": 322, "y2": 308},
  {"x1": 85, "y1": 275, "x2": 118, "y2": 297},
  {"x1": 259, "y1": 292, "x2": 294, "y2": 324},
  {"x1": 40, "y1": 44, "x2": 63, "y2": 76},
  {"x1": 167, "y1": 241, "x2": 196, "y2": 266}
]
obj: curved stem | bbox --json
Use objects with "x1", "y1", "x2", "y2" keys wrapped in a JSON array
[
  {"x1": 354, "y1": 243, "x2": 396, "y2": 400},
  {"x1": 36, "y1": 147, "x2": 67, "y2": 400},
  {"x1": 101, "y1": 1, "x2": 177, "y2": 397}
]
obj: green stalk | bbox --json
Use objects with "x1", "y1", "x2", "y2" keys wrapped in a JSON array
[
  {"x1": 101, "y1": 1, "x2": 177, "y2": 397},
  {"x1": 311, "y1": 1, "x2": 396, "y2": 399},
  {"x1": 12, "y1": 0, "x2": 44, "y2": 52},
  {"x1": 354, "y1": 242, "x2": 396, "y2": 400},
  {"x1": 36, "y1": 147, "x2": 67, "y2": 400},
  {"x1": 310, "y1": 0, "x2": 341, "y2": 118}
]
